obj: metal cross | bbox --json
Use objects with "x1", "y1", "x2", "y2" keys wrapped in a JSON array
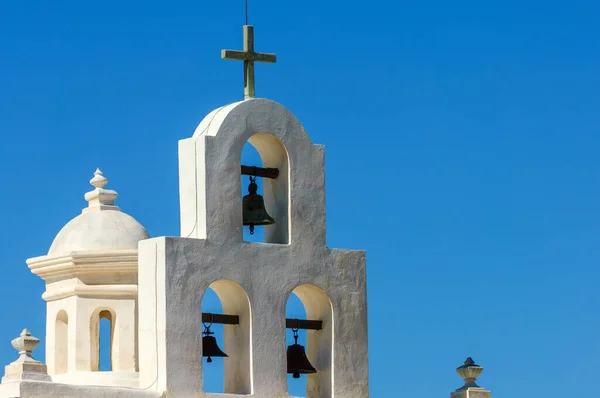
[{"x1": 221, "y1": 25, "x2": 277, "y2": 100}]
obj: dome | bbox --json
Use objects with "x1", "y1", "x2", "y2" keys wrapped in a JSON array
[
  {"x1": 47, "y1": 168, "x2": 150, "y2": 257},
  {"x1": 48, "y1": 210, "x2": 149, "y2": 257}
]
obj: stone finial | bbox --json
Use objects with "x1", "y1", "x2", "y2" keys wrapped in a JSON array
[
  {"x1": 90, "y1": 167, "x2": 108, "y2": 189},
  {"x1": 11, "y1": 329, "x2": 40, "y2": 359},
  {"x1": 456, "y1": 357, "x2": 484, "y2": 391},
  {"x1": 1, "y1": 329, "x2": 50, "y2": 384},
  {"x1": 83, "y1": 168, "x2": 120, "y2": 213}
]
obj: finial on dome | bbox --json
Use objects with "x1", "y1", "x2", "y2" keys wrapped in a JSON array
[
  {"x1": 83, "y1": 168, "x2": 120, "y2": 213},
  {"x1": 90, "y1": 168, "x2": 108, "y2": 189}
]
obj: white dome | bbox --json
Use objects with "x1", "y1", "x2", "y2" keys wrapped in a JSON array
[
  {"x1": 48, "y1": 210, "x2": 149, "y2": 257},
  {"x1": 47, "y1": 168, "x2": 150, "y2": 257}
]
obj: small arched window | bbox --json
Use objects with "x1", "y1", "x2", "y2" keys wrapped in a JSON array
[
  {"x1": 91, "y1": 309, "x2": 115, "y2": 371},
  {"x1": 55, "y1": 310, "x2": 68, "y2": 374}
]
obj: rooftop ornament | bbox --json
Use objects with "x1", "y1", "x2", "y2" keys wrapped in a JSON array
[
  {"x1": 455, "y1": 357, "x2": 484, "y2": 391},
  {"x1": 1, "y1": 329, "x2": 50, "y2": 383}
]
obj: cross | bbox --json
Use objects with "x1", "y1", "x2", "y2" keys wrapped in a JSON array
[{"x1": 221, "y1": 25, "x2": 277, "y2": 100}]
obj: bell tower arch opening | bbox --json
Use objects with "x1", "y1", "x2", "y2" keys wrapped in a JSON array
[
  {"x1": 286, "y1": 292, "x2": 308, "y2": 396},
  {"x1": 201, "y1": 288, "x2": 225, "y2": 393},
  {"x1": 201, "y1": 280, "x2": 253, "y2": 395},
  {"x1": 286, "y1": 284, "x2": 334, "y2": 398},
  {"x1": 240, "y1": 133, "x2": 290, "y2": 244}
]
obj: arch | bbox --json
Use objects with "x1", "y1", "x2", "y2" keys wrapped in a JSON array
[
  {"x1": 180, "y1": 98, "x2": 326, "y2": 246},
  {"x1": 55, "y1": 310, "x2": 68, "y2": 374},
  {"x1": 241, "y1": 133, "x2": 290, "y2": 244},
  {"x1": 193, "y1": 99, "x2": 313, "y2": 146},
  {"x1": 287, "y1": 284, "x2": 334, "y2": 398},
  {"x1": 90, "y1": 308, "x2": 116, "y2": 372},
  {"x1": 203, "y1": 280, "x2": 253, "y2": 395}
]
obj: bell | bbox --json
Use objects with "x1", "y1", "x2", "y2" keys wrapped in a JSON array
[
  {"x1": 286, "y1": 329, "x2": 317, "y2": 379},
  {"x1": 202, "y1": 322, "x2": 228, "y2": 363},
  {"x1": 243, "y1": 176, "x2": 275, "y2": 234},
  {"x1": 202, "y1": 335, "x2": 228, "y2": 363}
]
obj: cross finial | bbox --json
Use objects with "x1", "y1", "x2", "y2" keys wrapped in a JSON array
[{"x1": 221, "y1": 25, "x2": 277, "y2": 100}]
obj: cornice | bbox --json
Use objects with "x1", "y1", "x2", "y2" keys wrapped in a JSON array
[
  {"x1": 27, "y1": 250, "x2": 139, "y2": 281},
  {"x1": 42, "y1": 284, "x2": 138, "y2": 302}
]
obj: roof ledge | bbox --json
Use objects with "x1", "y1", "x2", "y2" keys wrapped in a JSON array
[{"x1": 27, "y1": 249, "x2": 139, "y2": 282}]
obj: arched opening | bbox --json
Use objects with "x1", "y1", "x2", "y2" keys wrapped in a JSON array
[
  {"x1": 287, "y1": 285, "x2": 333, "y2": 398},
  {"x1": 286, "y1": 293, "x2": 308, "y2": 396},
  {"x1": 55, "y1": 310, "x2": 68, "y2": 374},
  {"x1": 240, "y1": 133, "x2": 290, "y2": 244},
  {"x1": 201, "y1": 280, "x2": 252, "y2": 395},
  {"x1": 202, "y1": 288, "x2": 225, "y2": 393},
  {"x1": 90, "y1": 309, "x2": 115, "y2": 372}
]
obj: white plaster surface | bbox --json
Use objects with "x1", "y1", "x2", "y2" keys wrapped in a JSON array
[
  {"x1": 139, "y1": 98, "x2": 369, "y2": 397},
  {"x1": 0, "y1": 380, "x2": 162, "y2": 398},
  {"x1": 48, "y1": 210, "x2": 149, "y2": 257}
]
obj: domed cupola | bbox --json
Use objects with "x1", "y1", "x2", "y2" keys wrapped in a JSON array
[
  {"x1": 26, "y1": 168, "x2": 148, "y2": 388},
  {"x1": 48, "y1": 168, "x2": 149, "y2": 257}
]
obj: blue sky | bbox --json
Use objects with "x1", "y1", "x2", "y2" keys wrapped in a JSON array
[{"x1": 1, "y1": 0, "x2": 600, "y2": 396}]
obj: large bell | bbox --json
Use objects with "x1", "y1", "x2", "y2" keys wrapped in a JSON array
[
  {"x1": 202, "y1": 323, "x2": 228, "y2": 363},
  {"x1": 243, "y1": 176, "x2": 275, "y2": 234},
  {"x1": 286, "y1": 330, "x2": 317, "y2": 378}
]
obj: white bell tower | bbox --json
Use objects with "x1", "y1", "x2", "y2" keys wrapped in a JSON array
[
  {"x1": 137, "y1": 94, "x2": 369, "y2": 397},
  {"x1": 137, "y1": 24, "x2": 369, "y2": 397}
]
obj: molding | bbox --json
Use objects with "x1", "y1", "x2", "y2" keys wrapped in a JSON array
[
  {"x1": 42, "y1": 284, "x2": 138, "y2": 302},
  {"x1": 27, "y1": 250, "x2": 139, "y2": 281}
]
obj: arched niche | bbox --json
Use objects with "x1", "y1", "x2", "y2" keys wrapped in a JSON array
[
  {"x1": 203, "y1": 280, "x2": 253, "y2": 395},
  {"x1": 55, "y1": 310, "x2": 68, "y2": 374},
  {"x1": 90, "y1": 308, "x2": 115, "y2": 372},
  {"x1": 287, "y1": 284, "x2": 334, "y2": 398},
  {"x1": 241, "y1": 132, "x2": 290, "y2": 244}
]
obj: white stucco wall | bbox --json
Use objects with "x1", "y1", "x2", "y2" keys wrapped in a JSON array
[{"x1": 139, "y1": 98, "x2": 369, "y2": 397}]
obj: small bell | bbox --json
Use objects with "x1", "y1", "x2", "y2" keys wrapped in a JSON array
[
  {"x1": 287, "y1": 328, "x2": 317, "y2": 379},
  {"x1": 202, "y1": 321, "x2": 227, "y2": 363},
  {"x1": 242, "y1": 176, "x2": 275, "y2": 234}
]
